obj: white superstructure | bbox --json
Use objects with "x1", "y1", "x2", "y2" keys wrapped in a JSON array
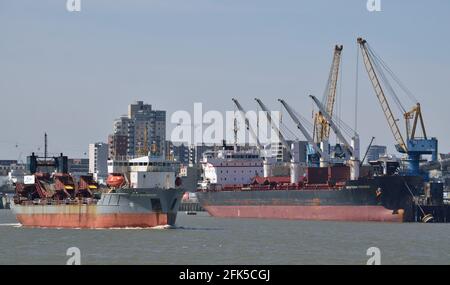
[
  {"x1": 107, "y1": 155, "x2": 180, "y2": 189},
  {"x1": 200, "y1": 149, "x2": 264, "y2": 186}
]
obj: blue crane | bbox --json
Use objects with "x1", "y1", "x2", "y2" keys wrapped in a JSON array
[{"x1": 357, "y1": 38, "x2": 438, "y2": 177}]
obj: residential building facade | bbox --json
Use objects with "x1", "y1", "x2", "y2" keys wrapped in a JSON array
[
  {"x1": 109, "y1": 101, "x2": 166, "y2": 158},
  {"x1": 88, "y1": 142, "x2": 109, "y2": 183}
]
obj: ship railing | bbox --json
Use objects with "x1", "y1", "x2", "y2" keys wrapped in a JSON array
[
  {"x1": 200, "y1": 183, "x2": 346, "y2": 192},
  {"x1": 22, "y1": 198, "x2": 98, "y2": 206}
]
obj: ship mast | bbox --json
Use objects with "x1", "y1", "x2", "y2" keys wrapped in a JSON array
[{"x1": 44, "y1": 132, "x2": 48, "y2": 162}]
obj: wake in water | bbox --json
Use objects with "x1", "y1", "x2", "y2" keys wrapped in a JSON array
[
  {"x1": 1, "y1": 223, "x2": 221, "y2": 231},
  {"x1": 105, "y1": 224, "x2": 175, "y2": 230},
  {"x1": 0, "y1": 223, "x2": 22, "y2": 227},
  {"x1": 10, "y1": 224, "x2": 177, "y2": 230},
  {"x1": 89, "y1": 225, "x2": 223, "y2": 231},
  {"x1": 171, "y1": 226, "x2": 223, "y2": 231}
]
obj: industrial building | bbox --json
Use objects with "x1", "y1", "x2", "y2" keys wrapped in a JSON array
[
  {"x1": 67, "y1": 158, "x2": 89, "y2": 179},
  {"x1": 366, "y1": 145, "x2": 387, "y2": 162},
  {"x1": 0, "y1": 160, "x2": 24, "y2": 176}
]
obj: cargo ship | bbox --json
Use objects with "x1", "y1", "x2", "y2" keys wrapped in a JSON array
[
  {"x1": 11, "y1": 153, "x2": 184, "y2": 228},
  {"x1": 201, "y1": 40, "x2": 450, "y2": 223},
  {"x1": 196, "y1": 147, "x2": 448, "y2": 223},
  {"x1": 197, "y1": 171, "x2": 422, "y2": 223}
]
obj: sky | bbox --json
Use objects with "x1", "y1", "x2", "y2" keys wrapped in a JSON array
[{"x1": 0, "y1": 0, "x2": 449, "y2": 160}]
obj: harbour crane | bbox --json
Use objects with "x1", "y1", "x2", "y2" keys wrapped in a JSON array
[
  {"x1": 255, "y1": 98, "x2": 302, "y2": 183},
  {"x1": 278, "y1": 99, "x2": 328, "y2": 167},
  {"x1": 313, "y1": 45, "x2": 343, "y2": 144},
  {"x1": 232, "y1": 98, "x2": 274, "y2": 177},
  {"x1": 360, "y1": 136, "x2": 375, "y2": 166},
  {"x1": 255, "y1": 98, "x2": 293, "y2": 159},
  {"x1": 357, "y1": 38, "x2": 438, "y2": 176},
  {"x1": 310, "y1": 95, "x2": 360, "y2": 180},
  {"x1": 232, "y1": 98, "x2": 263, "y2": 151}
]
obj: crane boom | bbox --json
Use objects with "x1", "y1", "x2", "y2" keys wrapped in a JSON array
[
  {"x1": 311, "y1": 95, "x2": 360, "y2": 179},
  {"x1": 357, "y1": 38, "x2": 408, "y2": 153},
  {"x1": 360, "y1": 136, "x2": 375, "y2": 166},
  {"x1": 314, "y1": 45, "x2": 343, "y2": 143},
  {"x1": 232, "y1": 98, "x2": 263, "y2": 151},
  {"x1": 309, "y1": 95, "x2": 352, "y2": 154},
  {"x1": 323, "y1": 45, "x2": 343, "y2": 139},
  {"x1": 254, "y1": 98, "x2": 292, "y2": 158},
  {"x1": 278, "y1": 99, "x2": 322, "y2": 156}
]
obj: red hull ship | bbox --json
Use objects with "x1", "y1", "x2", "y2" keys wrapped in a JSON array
[
  {"x1": 196, "y1": 165, "x2": 446, "y2": 223},
  {"x1": 11, "y1": 153, "x2": 183, "y2": 228}
]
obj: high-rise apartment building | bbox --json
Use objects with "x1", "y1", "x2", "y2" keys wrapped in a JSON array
[
  {"x1": 109, "y1": 101, "x2": 166, "y2": 158},
  {"x1": 88, "y1": 142, "x2": 109, "y2": 182}
]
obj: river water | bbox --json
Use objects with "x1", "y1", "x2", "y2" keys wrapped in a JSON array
[{"x1": 0, "y1": 209, "x2": 449, "y2": 265}]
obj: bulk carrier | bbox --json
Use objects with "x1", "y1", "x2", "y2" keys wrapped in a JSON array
[
  {"x1": 196, "y1": 146, "x2": 449, "y2": 223},
  {"x1": 197, "y1": 39, "x2": 450, "y2": 223},
  {"x1": 11, "y1": 153, "x2": 184, "y2": 228}
]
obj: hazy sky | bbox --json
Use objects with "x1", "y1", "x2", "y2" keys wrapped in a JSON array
[{"x1": 0, "y1": 0, "x2": 449, "y2": 160}]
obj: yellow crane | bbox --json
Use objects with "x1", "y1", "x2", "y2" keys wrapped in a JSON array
[{"x1": 314, "y1": 45, "x2": 343, "y2": 143}]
